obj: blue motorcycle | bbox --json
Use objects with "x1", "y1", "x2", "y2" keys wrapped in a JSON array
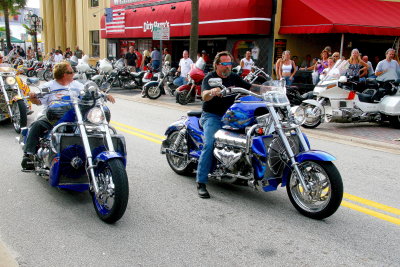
[
  {"x1": 161, "y1": 78, "x2": 343, "y2": 219},
  {"x1": 19, "y1": 80, "x2": 129, "y2": 223}
]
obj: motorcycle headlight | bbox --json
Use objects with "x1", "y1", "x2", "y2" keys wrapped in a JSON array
[
  {"x1": 86, "y1": 107, "x2": 105, "y2": 124},
  {"x1": 289, "y1": 106, "x2": 306, "y2": 125},
  {"x1": 5, "y1": 76, "x2": 16, "y2": 85}
]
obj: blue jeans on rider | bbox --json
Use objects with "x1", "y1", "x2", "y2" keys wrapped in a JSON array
[
  {"x1": 284, "y1": 76, "x2": 293, "y2": 86},
  {"x1": 196, "y1": 112, "x2": 223, "y2": 184},
  {"x1": 173, "y1": 76, "x2": 188, "y2": 87}
]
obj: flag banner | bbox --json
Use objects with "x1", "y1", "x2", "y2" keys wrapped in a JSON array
[{"x1": 105, "y1": 8, "x2": 125, "y2": 34}]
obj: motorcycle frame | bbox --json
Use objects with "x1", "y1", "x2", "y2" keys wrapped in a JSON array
[{"x1": 0, "y1": 71, "x2": 23, "y2": 120}]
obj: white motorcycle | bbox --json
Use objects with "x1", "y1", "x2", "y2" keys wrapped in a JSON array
[{"x1": 301, "y1": 60, "x2": 400, "y2": 128}]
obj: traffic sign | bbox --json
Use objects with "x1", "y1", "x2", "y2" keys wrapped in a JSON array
[{"x1": 152, "y1": 26, "x2": 170, "y2": 41}]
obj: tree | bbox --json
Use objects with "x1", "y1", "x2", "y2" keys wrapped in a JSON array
[
  {"x1": 0, "y1": 26, "x2": 6, "y2": 52},
  {"x1": 189, "y1": 0, "x2": 199, "y2": 62},
  {"x1": 0, "y1": 0, "x2": 27, "y2": 51}
]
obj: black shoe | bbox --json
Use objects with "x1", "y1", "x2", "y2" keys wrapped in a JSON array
[
  {"x1": 21, "y1": 154, "x2": 34, "y2": 171},
  {"x1": 197, "y1": 183, "x2": 210, "y2": 198}
]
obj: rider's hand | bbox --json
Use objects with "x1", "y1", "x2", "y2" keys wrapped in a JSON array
[
  {"x1": 29, "y1": 92, "x2": 37, "y2": 98},
  {"x1": 209, "y1": 87, "x2": 222, "y2": 97},
  {"x1": 106, "y1": 94, "x2": 116, "y2": 104}
]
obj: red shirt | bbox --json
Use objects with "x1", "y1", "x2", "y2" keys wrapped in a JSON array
[{"x1": 134, "y1": 51, "x2": 143, "y2": 67}]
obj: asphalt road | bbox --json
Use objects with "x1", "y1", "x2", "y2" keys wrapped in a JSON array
[{"x1": 0, "y1": 92, "x2": 399, "y2": 266}]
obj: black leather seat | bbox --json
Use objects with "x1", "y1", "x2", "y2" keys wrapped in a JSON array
[
  {"x1": 357, "y1": 92, "x2": 374, "y2": 103},
  {"x1": 187, "y1": 111, "x2": 202, "y2": 118}
]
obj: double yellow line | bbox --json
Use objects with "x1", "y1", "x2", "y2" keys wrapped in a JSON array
[{"x1": 110, "y1": 120, "x2": 400, "y2": 226}]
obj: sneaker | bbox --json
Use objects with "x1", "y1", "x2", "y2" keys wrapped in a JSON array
[
  {"x1": 21, "y1": 154, "x2": 34, "y2": 171},
  {"x1": 197, "y1": 183, "x2": 210, "y2": 198}
]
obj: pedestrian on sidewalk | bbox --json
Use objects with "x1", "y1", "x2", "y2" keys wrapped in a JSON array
[
  {"x1": 150, "y1": 47, "x2": 161, "y2": 71},
  {"x1": 124, "y1": 46, "x2": 138, "y2": 72},
  {"x1": 173, "y1": 50, "x2": 193, "y2": 86}
]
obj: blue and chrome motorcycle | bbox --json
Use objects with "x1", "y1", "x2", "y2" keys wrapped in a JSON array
[
  {"x1": 161, "y1": 78, "x2": 343, "y2": 219},
  {"x1": 19, "y1": 80, "x2": 129, "y2": 223}
]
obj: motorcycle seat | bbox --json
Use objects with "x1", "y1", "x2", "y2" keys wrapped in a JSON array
[
  {"x1": 187, "y1": 111, "x2": 202, "y2": 118},
  {"x1": 131, "y1": 72, "x2": 144, "y2": 78},
  {"x1": 357, "y1": 92, "x2": 374, "y2": 103}
]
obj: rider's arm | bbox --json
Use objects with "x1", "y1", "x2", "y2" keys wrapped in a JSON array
[
  {"x1": 375, "y1": 62, "x2": 385, "y2": 76},
  {"x1": 29, "y1": 92, "x2": 41, "y2": 105},
  {"x1": 359, "y1": 61, "x2": 369, "y2": 78}
]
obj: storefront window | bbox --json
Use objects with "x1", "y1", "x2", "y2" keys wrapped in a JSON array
[
  {"x1": 119, "y1": 40, "x2": 136, "y2": 58},
  {"x1": 90, "y1": 30, "x2": 100, "y2": 57},
  {"x1": 90, "y1": 0, "x2": 99, "y2": 7},
  {"x1": 232, "y1": 40, "x2": 259, "y2": 64}
]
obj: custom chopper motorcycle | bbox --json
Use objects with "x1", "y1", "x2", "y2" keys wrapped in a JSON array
[
  {"x1": 0, "y1": 64, "x2": 32, "y2": 133},
  {"x1": 18, "y1": 80, "x2": 129, "y2": 223},
  {"x1": 162, "y1": 78, "x2": 343, "y2": 219}
]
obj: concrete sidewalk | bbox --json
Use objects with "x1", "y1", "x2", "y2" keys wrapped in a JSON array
[{"x1": 0, "y1": 240, "x2": 18, "y2": 267}]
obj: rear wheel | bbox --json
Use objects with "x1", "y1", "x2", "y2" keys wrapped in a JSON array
[
  {"x1": 92, "y1": 158, "x2": 129, "y2": 224},
  {"x1": 44, "y1": 70, "x2": 53, "y2": 81},
  {"x1": 165, "y1": 131, "x2": 195, "y2": 175},
  {"x1": 302, "y1": 104, "x2": 322, "y2": 129},
  {"x1": 286, "y1": 160, "x2": 343, "y2": 220},
  {"x1": 389, "y1": 115, "x2": 400, "y2": 129},
  {"x1": 12, "y1": 100, "x2": 27, "y2": 133},
  {"x1": 145, "y1": 84, "x2": 162, "y2": 99},
  {"x1": 26, "y1": 70, "x2": 35, "y2": 77}
]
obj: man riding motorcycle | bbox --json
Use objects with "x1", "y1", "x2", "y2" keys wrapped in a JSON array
[{"x1": 21, "y1": 62, "x2": 115, "y2": 170}]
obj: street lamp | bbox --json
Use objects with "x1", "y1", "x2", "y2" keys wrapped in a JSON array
[{"x1": 24, "y1": 10, "x2": 43, "y2": 61}]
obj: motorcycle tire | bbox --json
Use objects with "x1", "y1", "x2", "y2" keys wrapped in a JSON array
[
  {"x1": 286, "y1": 160, "x2": 343, "y2": 220},
  {"x1": 26, "y1": 70, "x2": 35, "y2": 77},
  {"x1": 302, "y1": 104, "x2": 322, "y2": 129},
  {"x1": 44, "y1": 70, "x2": 53, "y2": 81},
  {"x1": 91, "y1": 158, "x2": 129, "y2": 224},
  {"x1": 176, "y1": 91, "x2": 190, "y2": 105},
  {"x1": 11, "y1": 99, "x2": 27, "y2": 133},
  {"x1": 145, "y1": 84, "x2": 162, "y2": 100},
  {"x1": 389, "y1": 116, "x2": 400, "y2": 129},
  {"x1": 165, "y1": 130, "x2": 195, "y2": 175}
]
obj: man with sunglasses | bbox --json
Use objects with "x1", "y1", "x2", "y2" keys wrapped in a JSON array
[
  {"x1": 21, "y1": 62, "x2": 115, "y2": 170},
  {"x1": 196, "y1": 51, "x2": 268, "y2": 198}
]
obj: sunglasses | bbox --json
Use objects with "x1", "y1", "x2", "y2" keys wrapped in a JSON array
[
  {"x1": 219, "y1": 62, "x2": 233, "y2": 66},
  {"x1": 65, "y1": 71, "x2": 74, "y2": 74}
]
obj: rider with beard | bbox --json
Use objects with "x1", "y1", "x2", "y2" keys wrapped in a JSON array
[
  {"x1": 21, "y1": 62, "x2": 115, "y2": 170},
  {"x1": 196, "y1": 51, "x2": 270, "y2": 198}
]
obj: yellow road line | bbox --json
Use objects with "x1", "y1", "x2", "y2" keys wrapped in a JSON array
[
  {"x1": 341, "y1": 200, "x2": 400, "y2": 226},
  {"x1": 112, "y1": 121, "x2": 400, "y2": 225},
  {"x1": 344, "y1": 193, "x2": 400, "y2": 216},
  {"x1": 111, "y1": 120, "x2": 165, "y2": 140},
  {"x1": 112, "y1": 125, "x2": 162, "y2": 144}
]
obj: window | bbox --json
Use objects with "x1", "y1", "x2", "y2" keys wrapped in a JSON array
[
  {"x1": 90, "y1": 30, "x2": 100, "y2": 57},
  {"x1": 90, "y1": 0, "x2": 99, "y2": 7}
]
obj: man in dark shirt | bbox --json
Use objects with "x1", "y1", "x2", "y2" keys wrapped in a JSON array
[
  {"x1": 196, "y1": 51, "x2": 267, "y2": 198},
  {"x1": 125, "y1": 46, "x2": 138, "y2": 72}
]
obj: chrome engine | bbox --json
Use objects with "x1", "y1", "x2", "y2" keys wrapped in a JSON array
[{"x1": 212, "y1": 129, "x2": 251, "y2": 181}]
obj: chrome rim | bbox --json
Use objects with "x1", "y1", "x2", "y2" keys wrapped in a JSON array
[
  {"x1": 289, "y1": 161, "x2": 331, "y2": 213},
  {"x1": 12, "y1": 102, "x2": 21, "y2": 131},
  {"x1": 304, "y1": 105, "x2": 322, "y2": 126},
  {"x1": 94, "y1": 166, "x2": 115, "y2": 215},
  {"x1": 147, "y1": 86, "x2": 160, "y2": 97},
  {"x1": 166, "y1": 131, "x2": 189, "y2": 171}
]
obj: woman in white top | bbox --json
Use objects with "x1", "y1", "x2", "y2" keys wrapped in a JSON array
[
  {"x1": 277, "y1": 50, "x2": 297, "y2": 85},
  {"x1": 240, "y1": 51, "x2": 254, "y2": 77}
]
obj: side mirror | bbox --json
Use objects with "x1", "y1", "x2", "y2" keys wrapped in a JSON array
[
  {"x1": 208, "y1": 78, "x2": 222, "y2": 88},
  {"x1": 41, "y1": 86, "x2": 50, "y2": 93},
  {"x1": 26, "y1": 77, "x2": 40, "y2": 85},
  {"x1": 338, "y1": 76, "x2": 347, "y2": 83}
]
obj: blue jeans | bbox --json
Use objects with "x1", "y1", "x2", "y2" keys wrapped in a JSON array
[
  {"x1": 173, "y1": 76, "x2": 188, "y2": 86},
  {"x1": 152, "y1": 60, "x2": 160, "y2": 71},
  {"x1": 284, "y1": 76, "x2": 293, "y2": 86},
  {"x1": 196, "y1": 112, "x2": 223, "y2": 184}
]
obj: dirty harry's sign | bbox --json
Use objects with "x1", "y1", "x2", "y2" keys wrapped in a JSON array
[{"x1": 143, "y1": 21, "x2": 170, "y2": 32}]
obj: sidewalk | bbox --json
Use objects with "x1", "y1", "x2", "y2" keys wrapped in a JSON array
[
  {"x1": 112, "y1": 89, "x2": 400, "y2": 154},
  {"x1": 0, "y1": 241, "x2": 18, "y2": 267}
]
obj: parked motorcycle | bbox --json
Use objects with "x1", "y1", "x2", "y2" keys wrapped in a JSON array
[
  {"x1": 0, "y1": 64, "x2": 32, "y2": 133},
  {"x1": 301, "y1": 59, "x2": 400, "y2": 128},
  {"x1": 18, "y1": 80, "x2": 129, "y2": 223},
  {"x1": 175, "y1": 59, "x2": 205, "y2": 105},
  {"x1": 161, "y1": 78, "x2": 343, "y2": 219},
  {"x1": 143, "y1": 61, "x2": 178, "y2": 99}
]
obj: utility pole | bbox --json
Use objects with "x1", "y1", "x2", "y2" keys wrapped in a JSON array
[{"x1": 189, "y1": 0, "x2": 199, "y2": 62}]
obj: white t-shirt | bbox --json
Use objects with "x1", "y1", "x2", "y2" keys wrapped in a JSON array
[
  {"x1": 241, "y1": 58, "x2": 254, "y2": 70},
  {"x1": 179, "y1": 57, "x2": 193, "y2": 77},
  {"x1": 40, "y1": 80, "x2": 84, "y2": 111},
  {"x1": 53, "y1": 53, "x2": 64, "y2": 63}
]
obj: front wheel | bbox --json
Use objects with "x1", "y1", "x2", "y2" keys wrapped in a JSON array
[
  {"x1": 165, "y1": 130, "x2": 195, "y2": 175},
  {"x1": 302, "y1": 104, "x2": 322, "y2": 129},
  {"x1": 44, "y1": 70, "x2": 53, "y2": 81},
  {"x1": 286, "y1": 160, "x2": 343, "y2": 220},
  {"x1": 12, "y1": 100, "x2": 27, "y2": 133},
  {"x1": 145, "y1": 84, "x2": 162, "y2": 99},
  {"x1": 92, "y1": 158, "x2": 129, "y2": 223},
  {"x1": 176, "y1": 91, "x2": 190, "y2": 105},
  {"x1": 389, "y1": 115, "x2": 400, "y2": 129}
]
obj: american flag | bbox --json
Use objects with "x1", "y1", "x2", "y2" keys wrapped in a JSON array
[{"x1": 105, "y1": 8, "x2": 125, "y2": 33}]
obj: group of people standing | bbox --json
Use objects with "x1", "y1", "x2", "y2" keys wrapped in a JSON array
[
  {"x1": 123, "y1": 46, "x2": 165, "y2": 73},
  {"x1": 45, "y1": 46, "x2": 84, "y2": 63},
  {"x1": 275, "y1": 46, "x2": 400, "y2": 85}
]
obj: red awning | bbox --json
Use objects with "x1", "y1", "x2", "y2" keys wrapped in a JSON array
[
  {"x1": 101, "y1": 0, "x2": 272, "y2": 39},
  {"x1": 280, "y1": 0, "x2": 400, "y2": 36}
]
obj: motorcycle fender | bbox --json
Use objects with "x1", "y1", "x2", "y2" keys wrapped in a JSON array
[
  {"x1": 164, "y1": 117, "x2": 187, "y2": 136},
  {"x1": 378, "y1": 96, "x2": 400, "y2": 116},
  {"x1": 49, "y1": 155, "x2": 61, "y2": 187},
  {"x1": 302, "y1": 99, "x2": 324, "y2": 111},
  {"x1": 144, "y1": 81, "x2": 159, "y2": 89},
  {"x1": 177, "y1": 84, "x2": 191, "y2": 92},
  {"x1": 94, "y1": 151, "x2": 126, "y2": 167},
  {"x1": 295, "y1": 150, "x2": 336, "y2": 163}
]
